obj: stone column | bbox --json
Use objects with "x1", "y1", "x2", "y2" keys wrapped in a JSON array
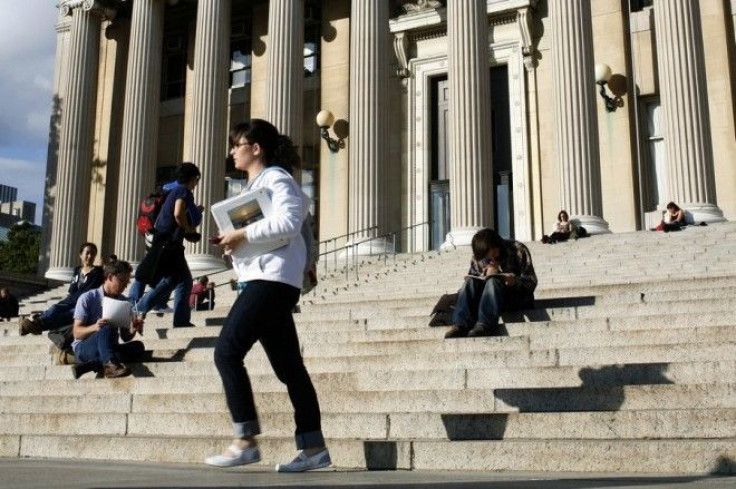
[
  {"x1": 46, "y1": 2, "x2": 112, "y2": 280},
  {"x1": 445, "y1": 0, "x2": 494, "y2": 247},
  {"x1": 348, "y1": 0, "x2": 391, "y2": 254},
  {"x1": 653, "y1": 0, "x2": 724, "y2": 222},
  {"x1": 267, "y1": 0, "x2": 304, "y2": 152},
  {"x1": 39, "y1": 11, "x2": 72, "y2": 277},
  {"x1": 551, "y1": 0, "x2": 610, "y2": 234},
  {"x1": 114, "y1": 0, "x2": 165, "y2": 264},
  {"x1": 186, "y1": 0, "x2": 231, "y2": 272}
]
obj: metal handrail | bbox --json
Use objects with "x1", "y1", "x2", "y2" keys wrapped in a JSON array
[{"x1": 317, "y1": 221, "x2": 432, "y2": 281}]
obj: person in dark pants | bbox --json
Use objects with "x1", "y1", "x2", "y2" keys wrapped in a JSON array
[
  {"x1": 205, "y1": 119, "x2": 330, "y2": 472},
  {"x1": 19, "y1": 242, "x2": 103, "y2": 335},
  {"x1": 445, "y1": 228, "x2": 537, "y2": 338},
  {"x1": 71, "y1": 260, "x2": 144, "y2": 379},
  {"x1": 0, "y1": 287, "x2": 19, "y2": 321},
  {"x1": 132, "y1": 163, "x2": 202, "y2": 327}
]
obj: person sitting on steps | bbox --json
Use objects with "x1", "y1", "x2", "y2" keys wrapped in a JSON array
[
  {"x1": 71, "y1": 259, "x2": 145, "y2": 379},
  {"x1": 20, "y1": 242, "x2": 104, "y2": 336},
  {"x1": 542, "y1": 210, "x2": 577, "y2": 244},
  {"x1": 0, "y1": 287, "x2": 19, "y2": 322},
  {"x1": 445, "y1": 228, "x2": 537, "y2": 338}
]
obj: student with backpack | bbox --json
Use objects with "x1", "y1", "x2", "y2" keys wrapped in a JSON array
[
  {"x1": 205, "y1": 119, "x2": 330, "y2": 472},
  {"x1": 131, "y1": 163, "x2": 202, "y2": 327}
]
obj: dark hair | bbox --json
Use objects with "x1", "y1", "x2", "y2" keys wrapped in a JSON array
[
  {"x1": 666, "y1": 202, "x2": 680, "y2": 212},
  {"x1": 471, "y1": 228, "x2": 505, "y2": 261},
  {"x1": 104, "y1": 259, "x2": 133, "y2": 278},
  {"x1": 230, "y1": 119, "x2": 301, "y2": 174},
  {"x1": 78, "y1": 242, "x2": 98, "y2": 255},
  {"x1": 558, "y1": 210, "x2": 569, "y2": 222},
  {"x1": 198, "y1": 275, "x2": 209, "y2": 285},
  {"x1": 176, "y1": 162, "x2": 201, "y2": 185}
]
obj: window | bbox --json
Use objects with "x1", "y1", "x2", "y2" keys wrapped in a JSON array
[
  {"x1": 644, "y1": 100, "x2": 666, "y2": 209},
  {"x1": 231, "y1": 39, "x2": 252, "y2": 88},
  {"x1": 162, "y1": 34, "x2": 187, "y2": 100},
  {"x1": 304, "y1": 2, "x2": 321, "y2": 77},
  {"x1": 630, "y1": 0, "x2": 653, "y2": 12}
]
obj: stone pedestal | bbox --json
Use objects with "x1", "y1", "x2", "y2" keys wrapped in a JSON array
[
  {"x1": 187, "y1": 0, "x2": 231, "y2": 273},
  {"x1": 444, "y1": 0, "x2": 494, "y2": 248},
  {"x1": 653, "y1": 0, "x2": 725, "y2": 223}
]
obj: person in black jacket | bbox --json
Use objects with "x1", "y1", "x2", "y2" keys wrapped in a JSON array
[
  {"x1": 0, "y1": 288, "x2": 19, "y2": 321},
  {"x1": 20, "y1": 242, "x2": 104, "y2": 336}
]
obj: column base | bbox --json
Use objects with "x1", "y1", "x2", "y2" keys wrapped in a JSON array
[
  {"x1": 441, "y1": 227, "x2": 483, "y2": 250},
  {"x1": 682, "y1": 203, "x2": 727, "y2": 224},
  {"x1": 572, "y1": 215, "x2": 611, "y2": 235},
  {"x1": 342, "y1": 237, "x2": 394, "y2": 257},
  {"x1": 45, "y1": 266, "x2": 75, "y2": 282},
  {"x1": 186, "y1": 254, "x2": 229, "y2": 276}
]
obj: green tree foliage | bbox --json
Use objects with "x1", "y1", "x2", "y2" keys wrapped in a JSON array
[{"x1": 0, "y1": 222, "x2": 41, "y2": 274}]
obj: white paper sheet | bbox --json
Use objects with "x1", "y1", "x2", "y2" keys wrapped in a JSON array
[{"x1": 102, "y1": 296, "x2": 132, "y2": 329}]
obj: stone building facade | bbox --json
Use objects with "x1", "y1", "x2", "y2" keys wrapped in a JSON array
[{"x1": 41, "y1": 0, "x2": 736, "y2": 279}]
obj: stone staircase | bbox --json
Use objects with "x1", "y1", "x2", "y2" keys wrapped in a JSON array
[{"x1": 2, "y1": 223, "x2": 736, "y2": 473}]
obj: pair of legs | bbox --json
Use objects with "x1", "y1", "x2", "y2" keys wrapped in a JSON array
[
  {"x1": 210, "y1": 280, "x2": 328, "y2": 470},
  {"x1": 542, "y1": 231, "x2": 571, "y2": 244},
  {"x1": 20, "y1": 301, "x2": 76, "y2": 336},
  {"x1": 130, "y1": 267, "x2": 193, "y2": 327},
  {"x1": 452, "y1": 277, "x2": 534, "y2": 334},
  {"x1": 74, "y1": 327, "x2": 144, "y2": 378}
]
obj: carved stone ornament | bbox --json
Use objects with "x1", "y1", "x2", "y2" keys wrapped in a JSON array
[
  {"x1": 394, "y1": 31, "x2": 411, "y2": 82},
  {"x1": 60, "y1": 0, "x2": 119, "y2": 19},
  {"x1": 402, "y1": 0, "x2": 444, "y2": 14}
]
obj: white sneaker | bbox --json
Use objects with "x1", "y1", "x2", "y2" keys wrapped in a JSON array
[
  {"x1": 205, "y1": 444, "x2": 261, "y2": 468},
  {"x1": 154, "y1": 306, "x2": 174, "y2": 314},
  {"x1": 276, "y1": 448, "x2": 331, "y2": 472}
]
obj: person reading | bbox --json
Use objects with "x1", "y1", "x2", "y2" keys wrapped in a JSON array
[{"x1": 445, "y1": 228, "x2": 537, "y2": 338}]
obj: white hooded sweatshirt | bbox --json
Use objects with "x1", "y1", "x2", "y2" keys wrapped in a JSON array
[{"x1": 232, "y1": 167, "x2": 308, "y2": 290}]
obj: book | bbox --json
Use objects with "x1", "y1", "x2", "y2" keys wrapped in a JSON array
[
  {"x1": 210, "y1": 188, "x2": 289, "y2": 260},
  {"x1": 465, "y1": 274, "x2": 505, "y2": 281},
  {"x1": 101, "y1": 296, "x2": 133, "y2": 329}
]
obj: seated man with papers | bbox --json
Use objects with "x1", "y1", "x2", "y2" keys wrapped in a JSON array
[{"x1": 71, "y1": 260, "x2": 145, "y2": 379}]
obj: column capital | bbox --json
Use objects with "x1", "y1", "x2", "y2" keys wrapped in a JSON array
[{"x1": 60, "y1": 0, "x2": 120, "y2": 20}]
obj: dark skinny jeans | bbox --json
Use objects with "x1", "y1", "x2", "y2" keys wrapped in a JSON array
[{"x1": 214, "y1": 280, "x2": 324, "y2": 450}]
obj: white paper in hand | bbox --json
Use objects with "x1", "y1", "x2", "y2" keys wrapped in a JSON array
[{"x1": 102, "y1": 296, "x2": 133, "y2": 329}]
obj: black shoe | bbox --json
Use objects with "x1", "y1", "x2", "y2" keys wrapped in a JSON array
[
  {"x1": 467, "y1": 324, "x2": 501, "y2": 337},
  {"x1": 72, "y1": 361, "x2": 101, "y2": 379},
  {"x1": 444, "y1": 325, "x2": 469, "y2": 339}
]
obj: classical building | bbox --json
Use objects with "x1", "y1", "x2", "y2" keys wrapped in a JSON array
[{"x1": 41, "y1": 0, "x2": 736, "y2": 280}]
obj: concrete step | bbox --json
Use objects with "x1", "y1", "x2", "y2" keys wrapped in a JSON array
[
  {"x1": 2, "y1": 408, "x2": 732, "y2": 441},
  {"x1": 6, "y1": 434, "x2": 736, "y2": 473},
  {"x1": 2, "y1": 383, "x2": 734, "y2": 416}
]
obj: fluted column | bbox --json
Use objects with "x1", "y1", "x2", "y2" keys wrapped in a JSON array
[
  {"x1": 267, "y1": 0, "x2": 304, "y2": 153},
  {"x1": 445, "y1": 0, "x2": 494, "y2": 248},
  {"x1": 653, "y1": 0, "x2": 724, "y2": 222},
  {"x1": 114, "y1": 0, "x2": 165, "y2": 264},
  {"x1": 187, "y1": 0, "x2": 231, "y2": 272},
  {"x1": 46, "y1": 2, "x2": 110, "y2": 280},
  {"x1": 551, "y1": 0, "x2": 609, "y2": 234},
  {"x1": 348, "y1": 0, "x2": 391, "y2": 254}
]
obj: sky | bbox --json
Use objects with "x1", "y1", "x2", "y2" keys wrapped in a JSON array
[{"x1": 0, "y1": 0, "x2": 58, "y2": 224}]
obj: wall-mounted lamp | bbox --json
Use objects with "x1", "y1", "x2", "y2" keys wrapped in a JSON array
[
  {"x1": 316, "y1": 110, "x2": 345, "y2": 153},
  {"x1": 594, "y1": 63, "x2": 618, "y2": 112}
]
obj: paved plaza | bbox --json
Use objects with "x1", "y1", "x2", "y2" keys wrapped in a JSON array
[{"x1": 2, "y1": 458, "x2": 736, "y2": 489}]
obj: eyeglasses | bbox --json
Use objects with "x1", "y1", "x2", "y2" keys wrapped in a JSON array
[{"x1": 231, "y1": 141, "x2": 252, "y2": 149}]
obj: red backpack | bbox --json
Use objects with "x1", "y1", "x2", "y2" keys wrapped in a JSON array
[{"x1": 136, "y1": 187, "x2": 168, "y2": 236}]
